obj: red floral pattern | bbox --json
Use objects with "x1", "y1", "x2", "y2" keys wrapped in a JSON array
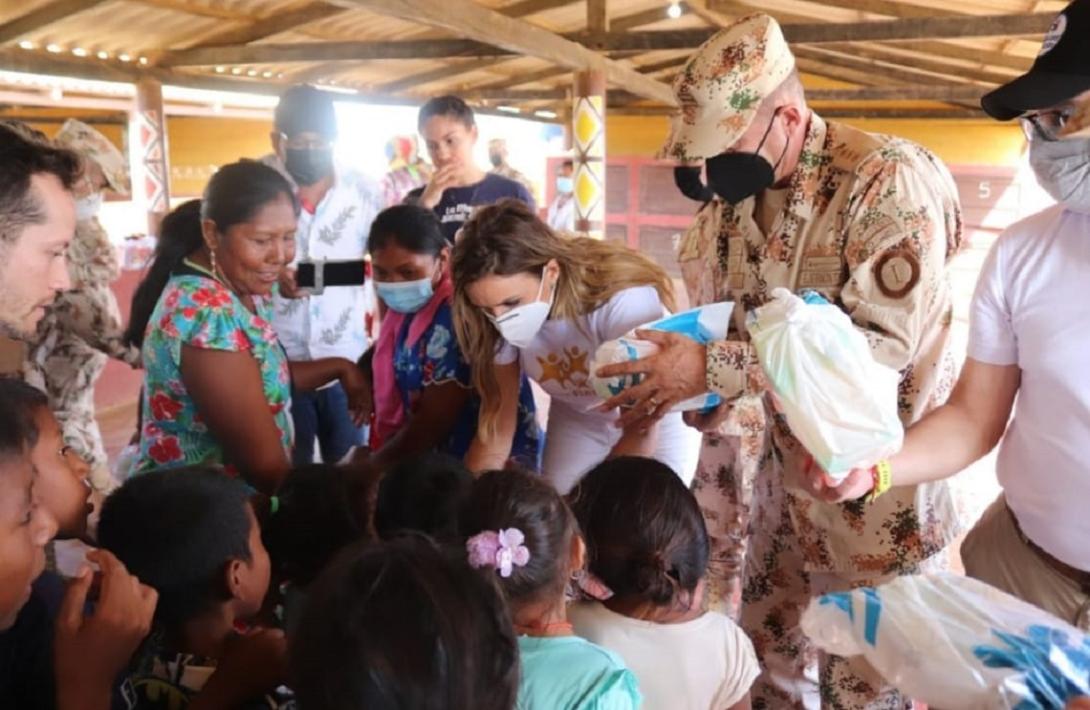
[{"x1": 136, "y1": 274, "x2": 292, "y2": 474}]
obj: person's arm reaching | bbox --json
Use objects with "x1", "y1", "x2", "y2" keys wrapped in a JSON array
[
  {"x1": 289, "y1": 357, "x2": 371, "y2": 426},
  {"x1": 808, "y1": 358, "x2": 1020, "y2": 502},
  {"x1": 370, "y1": 381, "x2": 472, "y2": 472},
  {"x1": 464, "y1": 361, "x2": 520, "y2": 472},
  {"x1": 181, "y1": 346, "x2": 291, "y2": 494}
]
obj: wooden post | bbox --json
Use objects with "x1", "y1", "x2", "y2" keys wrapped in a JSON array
[
  {"x1": 135, "y1": 78, "x2": 171, "y2": 235},
  {"x1": 572, "y1": 70, "x2": 606, "y2": 237}
]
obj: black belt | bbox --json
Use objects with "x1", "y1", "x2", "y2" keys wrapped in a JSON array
[{"x1": 296, "y1": 259, "x2": 367, "y2": 294}]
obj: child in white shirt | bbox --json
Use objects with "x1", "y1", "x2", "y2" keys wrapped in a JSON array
[{"x1": 568, "y1": 456, "x2": 759, "y2": 710}]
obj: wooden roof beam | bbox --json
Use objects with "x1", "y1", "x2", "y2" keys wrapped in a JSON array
[
  {"x1": 588, "y1": 0, "x2": 608, "y2": 33},
  {"x1": 370, "y1": 0, "x2": 580, "y2": 94},
  {"x1": 374, "y1": 57, "x2": 511, "y2": 94},
  {"x1": 160, "y1": 12, "x2": 1055, "y2": 67},
  {"x1": 339, "y1": 0, "x2": 676, "y2": 105},
  {"x1": 0, "y1": 0, "x2": 111, "y2": 44},
  {"x1": 816, "y1": 43, "x2": 1019, "y2": 85},
  {"x1": 179, "y1": 1, "x2": 345, "y2": 49},
  {"x1": 578, "y1": 13, "x2": 1055, "y2": 51},
  {"x1": 711, "y1": 0, "x2": 961, "y2": 19},
  {"x1": 614, "y1": 106, "x2": 987, "y2": 119},
  {"x1": 463, "y1": 83, "x2": 991, "y2": 103}
]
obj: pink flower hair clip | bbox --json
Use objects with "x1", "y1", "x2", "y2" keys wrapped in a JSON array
[{"x1": 466, "y1": 528, "x2": 531, "y2": 578}]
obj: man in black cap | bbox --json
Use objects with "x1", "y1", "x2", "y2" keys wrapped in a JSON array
[
  {"x1": 265, "y1": 85, "x2": 383, "y2": 465},
  {"x1": 810, "y1": 0, "x2": 1090, "y2": 629}
]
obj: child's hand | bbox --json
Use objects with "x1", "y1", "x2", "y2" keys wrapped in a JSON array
[
  {"x1": 54, "y1": 550, "x2": 158, "y2": 710},
  {"x1": 197, "y1": 628, "x2": 289, "y2": 707}
]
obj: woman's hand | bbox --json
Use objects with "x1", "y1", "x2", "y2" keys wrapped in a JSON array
[
  {"x1": 419, "y1": 164, "x2": 460, "y2": 210},
  {"x1": 277, "y1": 266, "x2": 306, "y2": 299},
  {"x1": 339, "y1": 360, "x2": 373, "y2": 427}
]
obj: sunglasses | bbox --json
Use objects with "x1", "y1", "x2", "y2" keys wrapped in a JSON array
[{"x1": 1021, "y1": 108, "x2": 1072, "y2": 142}]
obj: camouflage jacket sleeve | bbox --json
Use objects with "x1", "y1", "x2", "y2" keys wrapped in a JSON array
[{"x1": 839, "y1": 151, "x2": 957, "y2": 373}]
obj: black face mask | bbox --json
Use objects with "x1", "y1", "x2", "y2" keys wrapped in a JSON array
[
  {"x1": 285, "y1": 147, "x2": 334, "y2": 186},
  {"x1": 705, "y1": 111, "x2": 789, "y2": 205},
  {"x1": 489, "y1": 153, "x2": 504, "y2": 168},
  {"x1": 673, "y1": 166, "x2": 715, "y2": 203}
]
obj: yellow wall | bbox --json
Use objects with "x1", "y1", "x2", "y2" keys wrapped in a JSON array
[
  {"x1": 605, "y1": 114, "x2": 1027, "y2": 167},
  {"x1": 167, "y1": 116, "x2": 273, "y2": 196}
]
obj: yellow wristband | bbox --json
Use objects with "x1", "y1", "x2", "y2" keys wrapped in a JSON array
[{"x1": 867, "y1": 460, "x2": 893, "y2": 503}]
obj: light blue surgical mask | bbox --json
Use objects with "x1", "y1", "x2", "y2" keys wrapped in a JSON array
[
  {"x1": 556, "y1": 175, "x2": 574, "y2": 194},
  {"x1": 376, "y1": 277, "x2": 434, "y2": 314}
]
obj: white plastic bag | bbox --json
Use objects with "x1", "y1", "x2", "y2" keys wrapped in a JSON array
[
  {"x1": 801, "y1": 573, "x2": 1090, "y2": 709},
  {"x1": 590, "y1": 302, "x2": 733, "y2": 412},
  {"x1": 746, "y1": 288, "x2": 902, "y2": 481}
]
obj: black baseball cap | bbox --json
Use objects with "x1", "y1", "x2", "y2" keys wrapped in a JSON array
[
  {"x1": 275, "y1": 84, "x2": 338, "y2": 140},
  {"x1": 981, "y1": 0, "x2": 1090, "y2": 120}
]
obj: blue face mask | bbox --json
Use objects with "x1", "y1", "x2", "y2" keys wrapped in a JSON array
[
  {"x1": 556, "y1": 175, "x2": 574, "y2": 194},
  {"x1": 376, "y1": 277, "x2": 434, "y2": 314}
]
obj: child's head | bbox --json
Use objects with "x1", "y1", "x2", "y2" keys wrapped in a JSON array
[
  {"x1": 0, "y1": 378, "x2": 90, "y2": 539},
  {"x1": 375, "y1": 453, "x2": 472, "y2": 543},
  {"x1": 97, "y1": 467, "x2": 270, "y2": 629},
  {"x1": 291, "y1": 536, "x2": 518, "y2": 710},
  {"x1": 569, "y1": 456, "x2": 709, "y2": 608},
  {"x1": 262, "y1": 464, "x2": 370, "y2": 588},
  {"x1": 0, "y1": 395, "x2": 57, "y2": 630},
  {"x1": 368, "y1": 205, "x2": 450, "y2": 314},
  {"x1": 460, "y1": 469, "x2": 581, "y2": 613}
]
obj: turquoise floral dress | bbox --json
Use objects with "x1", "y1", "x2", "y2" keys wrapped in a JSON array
[
  {"x1": 391, "y1": 302, "x2": 542, "y2": 470},
  {"x1": 135, "y1": 267, "x2": 293, "y2": 475}
]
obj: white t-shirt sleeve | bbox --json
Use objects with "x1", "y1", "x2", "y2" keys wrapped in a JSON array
[
  {"x1": 712, "y1": 616, "x2": 760, "y2": 709},
  {"x1": 595, "y1": 285, "x2": 668, "y2": 343},
  {"x1": 967, "y1": 236, "x2": 1019, "y2": 366}
]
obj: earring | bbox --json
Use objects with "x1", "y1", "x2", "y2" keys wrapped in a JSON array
[{"x1": 210, "y1": 249, "x2": 220, "y2": 279}]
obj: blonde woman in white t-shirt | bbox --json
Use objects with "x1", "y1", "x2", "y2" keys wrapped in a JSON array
[
  {"x1": 452, "y1": 199, "x2": 700, "y2": 493},
  {"x1": 568, "y1": 456, "x2": 758, "y2": 710}
]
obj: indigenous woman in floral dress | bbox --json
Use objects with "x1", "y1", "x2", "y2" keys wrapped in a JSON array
[
  {"x1": 128, "y1": 161, "x2": 368, "y2": 493},
  {"x1": 359, "y1": 204, "x2": 541, "y2": 472}
]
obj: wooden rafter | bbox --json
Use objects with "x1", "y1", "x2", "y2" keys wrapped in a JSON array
[
  {"x1": 338, "y1": 0, "x2": 675, "y2": 104},
  {"x1": 179, "y1": 1, "x2": 344, "y2": 49},
  {"x1": 712, "y1": 0, "x2": 961, "y2": 19},
  {"x1": 587, "y1": 0, "x2": 608, "y2": 33},
  {"x1": 792, "y1": 47, "x2": 990, "y2": 89},
  {"x1": 817, "y1": 43, "x2": 1019, "y2": 84},
  {"x1": 613, "y1": 106, "x2": 987, "y2": 119},
  {"x1": 891, "y1": 40, "x2": 1032, "y2": 72},
  {"x1": 374, "y1": 57, "x2": 511, "y2": 93},
  {"x1": 0, "y1": 0, "x2": 111, "y2": 44},
  {"x1": 160, "y1": 12, "x2": 1055, "y2": 67},
  {"x1": 462, "y1": 83, "x2": 991, "y2": 103},
  {"x1": 576, "y1": 13, "x2": 1055, "y2": 51},
  {"x1": 369, "y1": 0, "x2": 580, "y2": 94}
]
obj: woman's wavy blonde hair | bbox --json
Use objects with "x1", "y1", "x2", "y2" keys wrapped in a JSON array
[{"x1": 452, "y1": 198, "x2": 675, "y2": 436}]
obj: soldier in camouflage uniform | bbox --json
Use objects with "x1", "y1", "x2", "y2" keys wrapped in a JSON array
[
  {"x1": 597, "y1": 15, "x2": 964, "y2": 709},
  {"x1": 24, "y1": 120, "x2": 140, "y2": 493}
]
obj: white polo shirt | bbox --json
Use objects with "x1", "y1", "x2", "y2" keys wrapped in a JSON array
[
  {"x1": 968, "y1": 204, "x2": 1090, "y2": 570},
  {"x1": 266, "y1": 161, "x2": 383, "y2": 364}
]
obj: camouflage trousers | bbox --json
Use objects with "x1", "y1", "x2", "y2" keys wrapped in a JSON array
[{"x1": 692, "y1": 398, "x2": 945, "y2": 710}]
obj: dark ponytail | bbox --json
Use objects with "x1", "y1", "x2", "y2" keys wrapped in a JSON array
[
  {"x1": 568, "y1": 456, "x2": 709, "y2": 608},
  {"x1": 124, "y1": 160, "x2": 297, "y2": 349},
  {"x1": 124, "y1": 199, "x2": 202, "y2": 348}
]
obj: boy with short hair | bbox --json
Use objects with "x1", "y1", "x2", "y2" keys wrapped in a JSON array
[
  {"x1": 0, "y1": 385, "x2": 155, "y2": 710},
  {"x1": 98, "y1": 467, "x2": 291, "y2": 709}
]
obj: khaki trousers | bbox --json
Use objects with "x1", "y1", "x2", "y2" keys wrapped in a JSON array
[{"x1": 961, "y1": 495, "x2": 1090, "y2": 630}]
